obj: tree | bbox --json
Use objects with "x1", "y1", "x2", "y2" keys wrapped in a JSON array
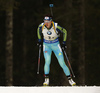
[
  {"x1": 61, "y1": 0, "x2": 73, "y2": 86},
  {"x1": 0, "y1": 0, "x2": 14, "y2": 86},
  {"x1": 5, "y1": 8, "x2": 13, "y2": 86},
  {"x1": 78, "y1": 0, "x2": 85, "y2": 85},
  {"x1": 64, "y1": 0, "x2": 73, "y2": 63}
]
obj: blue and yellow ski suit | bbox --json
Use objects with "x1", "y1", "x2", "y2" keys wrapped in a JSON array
[{"x1": 37, "y1": 21, "x2": 70, "y2": 76}]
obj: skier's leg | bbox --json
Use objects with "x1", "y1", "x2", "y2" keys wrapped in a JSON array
[
  {"x1": 52, "y1": 42, "x2": 76, "y2": 86},
  {"x1": 43, "y1": 43, "x2": 52, "y2": 75},
  {"x1": 43, "y1": 43, "x2": 52, "y2": 85},
  {"x1": 52, "y1": 43, "x2": 70, "y2": 76}
]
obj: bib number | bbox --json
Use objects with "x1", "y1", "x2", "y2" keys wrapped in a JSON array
[{"x1": 48, "y1": 36, "x2": 55, "y2": 40}]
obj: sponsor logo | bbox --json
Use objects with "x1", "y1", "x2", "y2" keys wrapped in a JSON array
[
  {"x1": 47, "y1": 31, "x2": 52, "y2": 35},
  {"x1": 59, "y1": 53, "x2": 62, "y2": 55},
  {"x1": 45, "y1": 17, "x2": 49, "y2": 20},
  {"x1": 45, "y1": 51, "x2": 47, "y2": 53}
]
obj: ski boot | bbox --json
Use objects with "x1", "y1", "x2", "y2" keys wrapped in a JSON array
[
  {"x1": 68, "y1": 78, "x2": 76, "y2": 86},
  {"x1": 43, "y1": 77, "x2": 49, "y2": 86}
]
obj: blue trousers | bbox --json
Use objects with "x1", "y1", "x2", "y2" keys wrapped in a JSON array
[{"x1": 43, "y1": 41, "x2": 70, "y2": 76}]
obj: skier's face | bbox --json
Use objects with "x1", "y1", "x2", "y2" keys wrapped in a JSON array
[{"x1": 44, "y1": 20, "x2": 52, "y2": 29}]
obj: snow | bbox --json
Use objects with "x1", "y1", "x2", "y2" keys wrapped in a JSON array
[{"x1": 0, "y1": 86, "x2": 100, "y2": 93}]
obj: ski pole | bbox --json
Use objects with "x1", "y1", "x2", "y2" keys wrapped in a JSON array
[
  {"x1": 37, "y1": 45, "x2": 41, "y2": 74},
  {"x1": 62, "y1": 48, "x2": 75, "y2": 78},
  {"x1": 49, "y1": 4, "x2": 54, "y2": 16}
]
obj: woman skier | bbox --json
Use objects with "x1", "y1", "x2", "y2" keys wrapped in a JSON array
[{"x1": 37, "y1": 15, "x2": 76, "y2": 86}]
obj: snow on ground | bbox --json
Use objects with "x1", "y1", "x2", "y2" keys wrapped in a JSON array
[{"x1": 0, "y1": 86, "x2": 100, "y2": 93}]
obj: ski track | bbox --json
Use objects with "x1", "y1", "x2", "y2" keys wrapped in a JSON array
[{"x1": 0, "y1": 86, "x2": 100, "y2": 93}]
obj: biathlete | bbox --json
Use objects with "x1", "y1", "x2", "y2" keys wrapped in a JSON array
[{"x1": 37, "y1": 15, "x2": 76, "y2": 86}]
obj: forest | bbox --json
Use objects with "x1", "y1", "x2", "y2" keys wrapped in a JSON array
[{"x1": 0, "y1": 0, "x2": 100, "y2": 86}]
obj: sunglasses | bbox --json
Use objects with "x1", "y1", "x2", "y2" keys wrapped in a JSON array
[{"x1": 44, "y1": 20, "x2": 51, "y2": 23}]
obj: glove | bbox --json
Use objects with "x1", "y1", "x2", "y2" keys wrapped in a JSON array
[{"x1": 62, "y1": 43, "x2": 67, "y2": 50}]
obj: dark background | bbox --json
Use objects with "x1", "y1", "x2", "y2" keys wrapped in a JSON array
[{"x1": 0, "y1": 0, "x2": 100, "y2": 86}]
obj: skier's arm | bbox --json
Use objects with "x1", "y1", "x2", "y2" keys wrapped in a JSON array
[
  {"x1": 56, "y1": 25, "x2": 67, "y2": 44},
  {"x1": 37, "y1": 24, "x2": 42, "y2": 42}
]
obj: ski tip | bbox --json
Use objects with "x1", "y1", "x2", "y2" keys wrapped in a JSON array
[{"x1": 49, "y1": 4, "x2": 54, "y2": 7}]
